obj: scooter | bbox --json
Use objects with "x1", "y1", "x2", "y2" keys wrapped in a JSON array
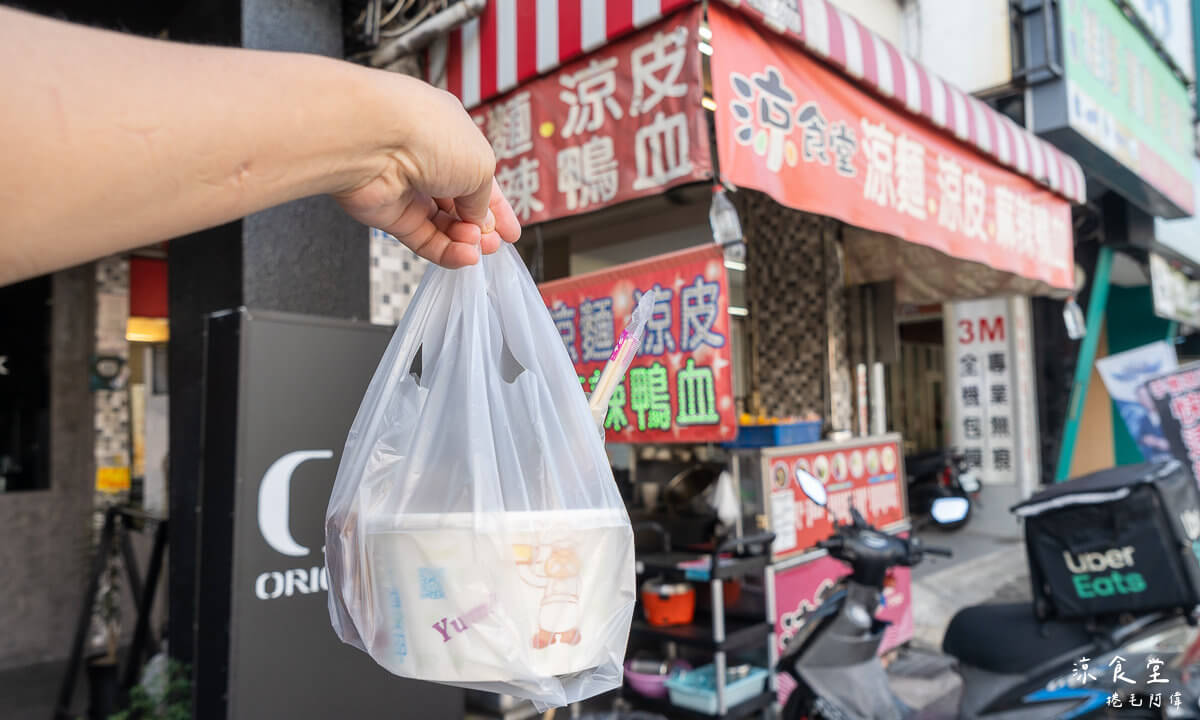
[
  {"x1": 778, "y1": 470, "x2": 1200, "y2": 720},
  {"x1": 904, "y1": 448, "x2": 979, "y2": 531}
]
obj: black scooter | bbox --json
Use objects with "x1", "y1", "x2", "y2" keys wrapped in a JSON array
[
  {"x1": 778, "y1": 470, "x2": 1200, "y2": 720},
  {"x1": 905, "y1": 448, "x2": 978, "y2": 531}
]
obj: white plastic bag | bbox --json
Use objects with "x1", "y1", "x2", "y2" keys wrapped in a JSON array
[{"x1": 325, "y1": 245, "x2": 635, "y2": 708}]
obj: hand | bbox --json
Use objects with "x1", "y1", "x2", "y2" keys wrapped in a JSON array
[{"x1": 335, "y1": 75, "x2": 521, "y2": 268}]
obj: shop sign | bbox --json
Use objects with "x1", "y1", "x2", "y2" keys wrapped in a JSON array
[
  {"x1": 1127, "y1": 0, "x2": 1195, "y2": 81},
  {"x1": 949, "y1": 299, "x2": 1016, "y2": 484},
  {"x1": 763, "y1": 438, "x2": 907, "y2": 559},
  {"x1": 201, "y1": 311, "x2": 457, "y2": 718},
  {"x1": 1146, "y1": 362, "x2": 1200, "y2": 483},
  {"x1": 773, "y1": 553, "x2": 913, "y2": 705},
  {"x1": 709, "y1": 4, "x2": 1075, "y2": 291},
  {"x1": 1057, "y1": 0, "x2": 1194, "y2": 216},
  {"x1": 467, "y1": 6, "x2": 710, "y2": 226},
  {"x1": 1150, "y1": 253, "x2": 1200, "y2": 327},
  {"x1": 538, "y1": 244, "x2": 736, "y2": 444}
]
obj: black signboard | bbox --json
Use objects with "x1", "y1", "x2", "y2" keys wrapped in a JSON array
[
  {"x1": 1144, "y1": 361, "x2": 1200, "y2": 482},
  {"x1": 196, "y1": 309, "x2": 462, "y2": 719}
]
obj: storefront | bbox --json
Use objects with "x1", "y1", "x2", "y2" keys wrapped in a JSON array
[
  {"x1": 1018, "y1": 0, "x2": 1196, "y2": 483},
  {"x1": 437, "y1": 0, "x2": 1083, "y2": 713}
]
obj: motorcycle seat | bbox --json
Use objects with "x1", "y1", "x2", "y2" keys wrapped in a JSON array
[
  {"x1": 905, "y1": 452, "x2": 950, "y2": 478},
  {"x1": 942, "y1": 603, "x2": 1095, "y2": 675}
]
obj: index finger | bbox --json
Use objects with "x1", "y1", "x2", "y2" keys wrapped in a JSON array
[{"x1": 453, "y1": 178, "x2": 496, "y2": 235}]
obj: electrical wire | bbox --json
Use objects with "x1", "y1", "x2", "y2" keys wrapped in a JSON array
[
  {"x1": 379, "y1": 1, "x2": 439, "y2": 38},
  {"x1": 379, "y1": 0, "x2": 416, "y2": 28}
]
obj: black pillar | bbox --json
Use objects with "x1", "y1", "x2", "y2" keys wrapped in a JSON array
[{"x1": 166, "y1": 0, "x2": 368, "y2": 668}]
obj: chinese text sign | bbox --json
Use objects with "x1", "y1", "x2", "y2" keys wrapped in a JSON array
[
  {"x1": 1146, "y1": 362, "x2": 1200, "y2": 484},
  {"x1": 1062, "y1": 0, "x2": 1194, "y2": 214},
  {"x1": 764, "y1": 439, "x2": 907, "y2": 560},
  {"x1": 708, "y1": 3, "x2": 1074, "y2": 291},
  {"x1": 539, "y1": 244, "x2": 736, "y2": 444},
  {"x1": 950, "y1": 298, "x2": 1016, "y2": 484},
  {"x1": 469, "y1": 6, "x2": 711, "y2": 226}
]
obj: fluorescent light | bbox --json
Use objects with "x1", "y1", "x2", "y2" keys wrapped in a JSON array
[
  {"x1": 698, "y1": 41, "x2": 713, "y2": 56},
  {"x1": 728, "y1": 306, "x2": 749, "y2": 317},
  {"x1": 724, "y1": 259, "x2": 746, "y2": 271},
  {"x1": 698, "y1": 25, "x2": 712, "y2": 41},
  {"x1": 126, "y1": 316, "x2": 170, "y2": 343},
  {"x1": 701, "y1": 96, "x2": 717, "y2": 111}
]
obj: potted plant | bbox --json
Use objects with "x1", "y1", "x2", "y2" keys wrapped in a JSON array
[{"x1": 109, "y1": 658, "x2": 192, "y2": 720}]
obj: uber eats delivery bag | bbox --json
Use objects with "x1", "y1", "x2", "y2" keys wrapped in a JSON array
[
  {"x1": 1013, "y1": 460, "x2": 1200, "y2": 620},
  {"x1": 324, "y1": 245, "x2": 636, "y2": 709}
]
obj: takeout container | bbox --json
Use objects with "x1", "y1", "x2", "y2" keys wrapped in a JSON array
[{"x1": 359, "y1": 508, "x2": 635, "y2": 682}]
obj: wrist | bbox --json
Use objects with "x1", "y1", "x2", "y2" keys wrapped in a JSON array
[{"x1": 332, "y1": 64, "x2": 435, "y2": 195}]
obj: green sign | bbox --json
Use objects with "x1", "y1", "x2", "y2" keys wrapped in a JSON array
[{"x1": 1061, "y1": 0, "x2": 1194, "y2": 213}]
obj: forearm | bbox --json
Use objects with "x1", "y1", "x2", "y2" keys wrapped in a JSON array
[{"x1": 0, "y1": 8, "x2": 402, "y2": 283}]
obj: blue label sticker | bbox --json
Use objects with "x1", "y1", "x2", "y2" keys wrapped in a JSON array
[{"x1": 419, "y1": 567, "x2": 446, "y2": 600}]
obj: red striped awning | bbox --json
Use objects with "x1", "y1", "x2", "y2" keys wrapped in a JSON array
[
  {"x1": 428, "y1": 0, "x2": 696, "y2": 109},
  {"x1": 433, "y1": 0, "x2": 1086, "y2": 205},
  {"x1": 720, "y1": 0, "x2": 1086, "y2": 204}
]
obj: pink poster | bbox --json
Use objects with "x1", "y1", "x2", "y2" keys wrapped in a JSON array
[{"x1": 773, "y1": 549, "x2": 913, "y2": 705}]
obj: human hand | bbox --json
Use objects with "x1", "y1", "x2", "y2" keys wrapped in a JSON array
[{"x1": 335, "y1": 73, "x2": 521, "y2": 268}]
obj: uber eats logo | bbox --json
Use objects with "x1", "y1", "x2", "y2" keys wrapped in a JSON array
[{"x1": 1063, "y1": 547, "x2": 1147, "y2": 598}]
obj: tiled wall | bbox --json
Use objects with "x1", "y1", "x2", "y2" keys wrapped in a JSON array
[
  {"x1": 93, "y1": 256, "x2": 130, "y2": 521},
  {"x1": 741, "y1": 191, "x2": 852, "y2": 429},
  {"x1": 369, "y1": 228, "x2": 430, "y2": 325}
]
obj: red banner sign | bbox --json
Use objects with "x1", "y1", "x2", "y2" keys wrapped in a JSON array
[
  {"x1": 538, "y1": 244, "x2": 736, "y2": 444},
  {"x1": 709, "y1": 4, "x2": 1074, "y2": 291},
  {"x1": 469, "y1": 6, "x2": 711, "y2": 226},
  {"x1": 774, "y1": 553, "x2": 913, "y2": 705},
  {"x1": 765, "y1": 438, "x2": 907, "y2": 560}
]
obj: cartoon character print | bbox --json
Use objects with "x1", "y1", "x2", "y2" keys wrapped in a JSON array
[{"x1": 516, "y1": 532, "x2": 584, "y2": 649}]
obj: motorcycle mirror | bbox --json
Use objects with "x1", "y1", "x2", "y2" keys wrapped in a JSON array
[
  {"x1": 931, "y1": 496, "x2": 970, "y2": 525},
  {"x1": 795, "y1": 467, "x2": 827, "y2": 507}
]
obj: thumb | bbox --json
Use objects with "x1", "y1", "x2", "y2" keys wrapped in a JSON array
[{"x1": 454, "y1": 178, "x2": 496, "y2": 234}]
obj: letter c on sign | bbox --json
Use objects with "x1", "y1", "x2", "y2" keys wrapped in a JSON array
[{"x1": 258, "y1": 450, "x2": 333, "y2": 557}]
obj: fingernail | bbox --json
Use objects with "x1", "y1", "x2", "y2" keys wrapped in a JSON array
[{"x1": 482, "y1": 209, "x2": 496, "y2": 235}]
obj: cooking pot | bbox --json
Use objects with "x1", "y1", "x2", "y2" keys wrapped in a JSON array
[{"x1": 641, "y1": 578, "x2": 696, "y2": 626}]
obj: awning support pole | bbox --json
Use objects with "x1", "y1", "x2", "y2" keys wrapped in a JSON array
[{"x1": 1055, "y1": 245, "x2": 1114, "y2": 483}]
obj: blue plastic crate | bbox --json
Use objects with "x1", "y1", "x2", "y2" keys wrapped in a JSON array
[
  {"x1": 664, "y1": 664, "x2": 768, "y2": 715},
  {"x1": 724, "y1": 420, "x2": 822, "y2": 448}
]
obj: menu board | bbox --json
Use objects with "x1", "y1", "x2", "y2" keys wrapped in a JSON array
[{"x1": 758, "y1": 438, "x2": 907, "y2": 560}]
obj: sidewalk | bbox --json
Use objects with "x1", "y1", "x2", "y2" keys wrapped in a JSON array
[
  {"x1": 0, "y1": 657, "x2": 82, "y2": 720},
  {"x1": 910, "y1": 527, "x2": 1031, "y2": 651}
]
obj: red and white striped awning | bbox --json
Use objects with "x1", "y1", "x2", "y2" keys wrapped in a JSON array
[
  {"x1": 427, "y1": 0, "x2": 695, "y2": 109},
  {"x1": 432, "y1": 0, "x2": 1087, "y2": 204},
  {"x1": 721, "y1": 0, "x2": 1086, "y2": 204}
]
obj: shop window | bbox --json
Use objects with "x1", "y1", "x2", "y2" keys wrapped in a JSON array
[{"x1": 0, "y1": 276, "x2": 52, "y2": 492}]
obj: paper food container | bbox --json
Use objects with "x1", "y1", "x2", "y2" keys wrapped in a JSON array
[{"x1": 358, "y1": 508, "x2": 635, "y2": 682}]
